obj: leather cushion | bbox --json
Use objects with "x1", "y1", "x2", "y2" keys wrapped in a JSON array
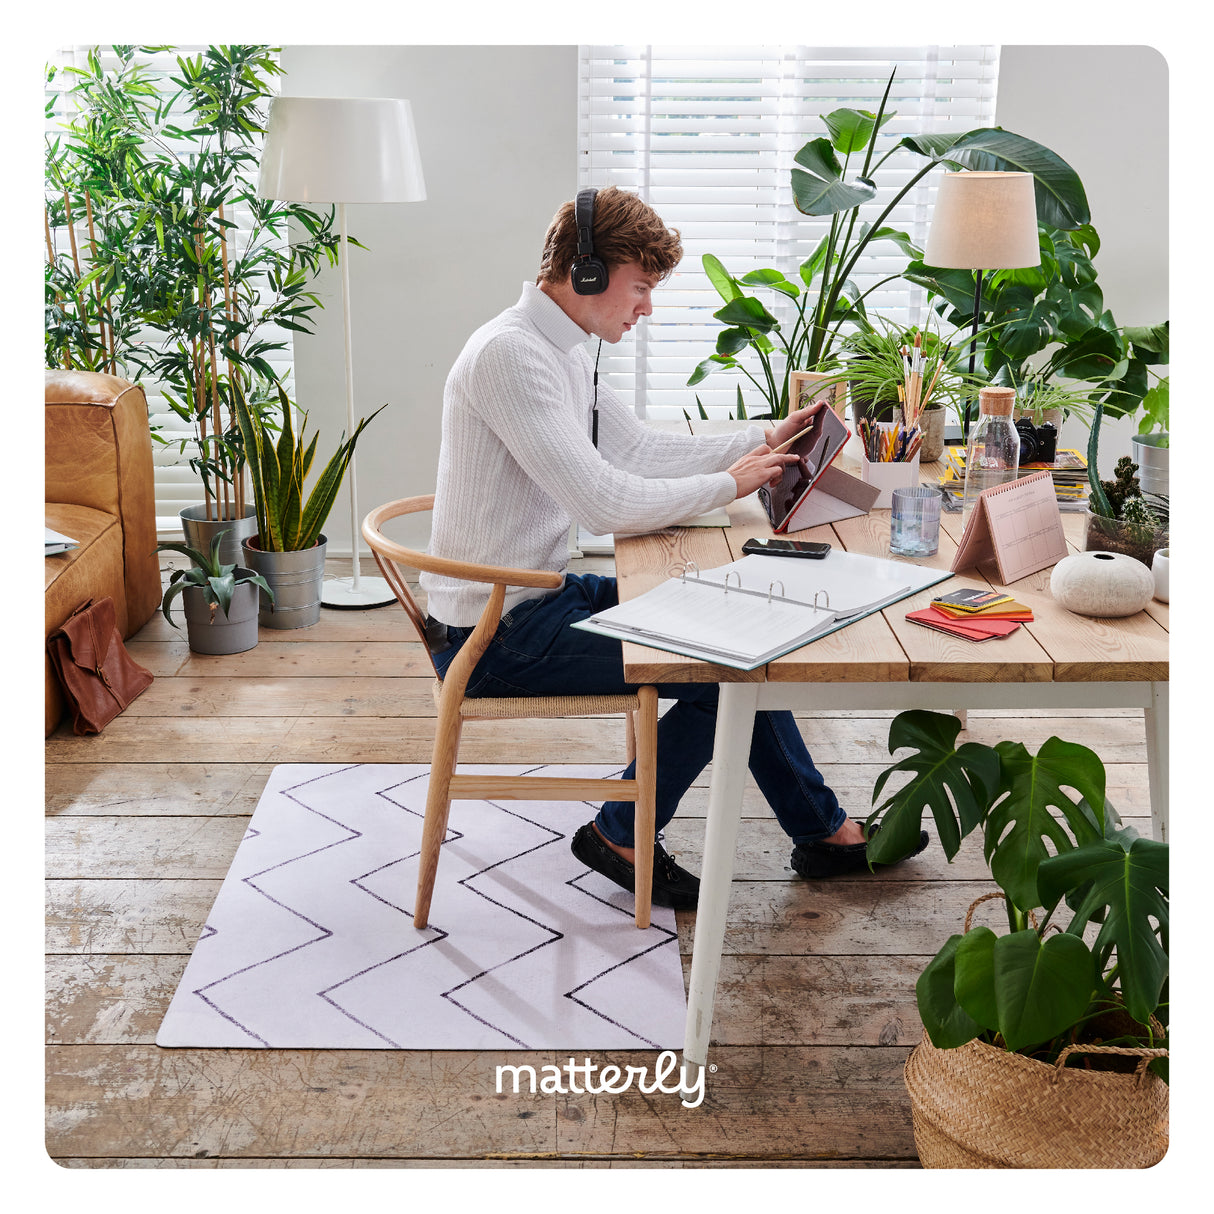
[{"x1": 44, "y1": 371, "x2": 161, "y2": 635}]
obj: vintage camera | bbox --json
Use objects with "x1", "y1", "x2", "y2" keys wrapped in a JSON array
[{"x1": 1015, "y1": 416, "x2": 1058, "y2": 464}]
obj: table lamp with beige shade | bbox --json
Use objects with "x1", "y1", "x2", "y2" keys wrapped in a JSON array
[{"x1": 922, "y1": 170, "x2": 1040, "y2": 445}]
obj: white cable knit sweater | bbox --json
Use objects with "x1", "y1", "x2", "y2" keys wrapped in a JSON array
[{"x1": 421, "y1": 282, "x2": 764, "y2": 626}]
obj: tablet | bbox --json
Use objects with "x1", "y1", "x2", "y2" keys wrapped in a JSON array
[{"x1": 758, "y1": 407, "x2": 851, "y2": 533}]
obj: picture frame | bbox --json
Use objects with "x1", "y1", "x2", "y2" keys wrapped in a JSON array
[{"x1": 790, "y1": 369, "x2": 847, "y2": 421}]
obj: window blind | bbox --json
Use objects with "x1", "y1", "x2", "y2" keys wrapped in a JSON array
[
  {"x1": 578, "y1": 46, "x2": 1000, "y2": 419},
  {"x1": 44, "y1": 46, "x2": 293, "y2": 529}
]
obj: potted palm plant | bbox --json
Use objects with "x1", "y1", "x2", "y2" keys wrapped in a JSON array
[
  {"x1": 233, "y1": 384, "x2": 384, "y2": 629},
  {"x1": 868, "y1": 710, "x2": 1168, "y2": 1168},
  {"x1": 154, "y1": 531, "x2": 274, "y2": 655}
]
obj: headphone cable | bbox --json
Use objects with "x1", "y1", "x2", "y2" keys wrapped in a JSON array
[{"x1": 592, "y1": 338, "x2": 602, "y2": 448}]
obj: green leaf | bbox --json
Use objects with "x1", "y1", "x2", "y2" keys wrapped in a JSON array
[
  {"x1": 740, "y1": 268, "x2": 799, "y2": 299},
  {"x1": 206, "y1": 571, "x2": 236, "y2": 618},
  {"x1": 1037, "y1": 834, "x2": 1168, "y2": 1025},
  {"x1": 715, "y1": 327, "x2": 752, "y2": 357},
  {"x1": 1125, "y1": 321, "x2": 1169, "y2": 364},
  {"x1": 687, "y1": 354, "x2": 737, "y2": 386},
  {"x1": 1049, "y1": 325, "x2": 1125, "y2": 382},
  {"x1": 984, "y1": 737, "x2": 1106, "y2": 912},
  {"x1": 915, "y1": 934, "x2": 984, "y2": 1048},
  {"x1": 952, "y1": 925, "x2": 1000, "y2": 1030},
  {"x1": 790, "y1": 138, "x2": 878, "y2": 216},
  {"x1": 823, "y1": 106, "x2": 893, "y2": 155},
  {"x1": 713, "y1": 296, "x2": 779, "y2": 334},
  {"x1": 991, "y1": 929, "x2": 1097, "y2": 1052},
  {"x1": 868, "y1": 710, "x2": 1000, "y2": 864},
  {"x1": 1136, "y1": 379, "x2": 1169, "y2": 434},
  {"x1": 933, "y1": 128, "x2": 1091, "y2": 231},
  {"x1": 702, "y1": 253, "x2": 742, "y2": 304}
]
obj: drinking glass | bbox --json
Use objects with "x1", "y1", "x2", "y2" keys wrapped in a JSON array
[{"x1": 890, "y1": 486, "x2": 941, "y2": 557}]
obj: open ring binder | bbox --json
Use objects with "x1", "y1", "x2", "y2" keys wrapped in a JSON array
[{"x1": 575, "y1": 550, "x2": 950, "y2": 670}]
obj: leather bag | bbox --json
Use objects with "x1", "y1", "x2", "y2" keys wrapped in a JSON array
[{"x1": 47, "y1": 597, "x2": 153, "y2": 735}]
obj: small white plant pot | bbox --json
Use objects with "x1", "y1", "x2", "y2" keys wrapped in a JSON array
[{"x1": 1152, "y1": 548, "x2": 1169, "y2": 602}]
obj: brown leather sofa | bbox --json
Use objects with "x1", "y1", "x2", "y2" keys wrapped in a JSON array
[{"x1": 45, "y1": 370, "x2": 162, "y2": 734}]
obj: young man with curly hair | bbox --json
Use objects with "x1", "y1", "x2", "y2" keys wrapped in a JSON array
[{"x1": 421, "y1": 187, "x2": 926, "y2": 910}]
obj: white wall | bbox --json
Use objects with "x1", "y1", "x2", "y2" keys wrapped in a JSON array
[
  {"x1": 282, "y1": 45, "x2": 1169, "y2": 553},
  {"x1": 279, "y1": 46, "x2": 577, "y2": 553},
  {"x1": 996, "y1": 45, "x2": 1169, "y2": 468}
]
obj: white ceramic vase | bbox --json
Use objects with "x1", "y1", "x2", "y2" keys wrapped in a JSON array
[{"x1": 1050, "y1": 550, "x2": 1155, "y2": 617}]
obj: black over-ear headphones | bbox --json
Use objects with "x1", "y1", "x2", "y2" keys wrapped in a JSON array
[{"x1": 571, "y1": 188, "x2": 609, "y2": 295}]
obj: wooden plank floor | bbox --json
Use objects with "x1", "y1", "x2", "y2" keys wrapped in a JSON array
[{"x1": 45, "y1": 555, "x2": 1154, "y2": 1169}]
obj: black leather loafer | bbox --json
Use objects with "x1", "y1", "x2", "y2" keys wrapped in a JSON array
[
  {"x1": 790, "y1": 821, "x2": 929, "y2": 879},
  {"x1": 571, "y1": 821, "x2": 700, "y2": 911}
]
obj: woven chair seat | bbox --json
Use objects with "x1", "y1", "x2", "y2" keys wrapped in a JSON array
[{"x1": 433, "y1": 679, "x2": 641, "y2": 719}]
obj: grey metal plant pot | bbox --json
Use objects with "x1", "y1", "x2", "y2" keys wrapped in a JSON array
[
  {"x1": 1131, "y1": 432, "x2": 1169, "y2": 499},
  {"x1": 180, "y1": 504, "x2": 258, "y2": 569},
  {"x1": 180, "y1": 576, "x2": 260, "y2": 655},
  {"x1": 241, "y1": 535, "x2": 328, "y2": 629}
]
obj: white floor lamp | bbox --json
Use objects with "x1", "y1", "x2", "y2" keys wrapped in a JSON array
[{"x1": 258, "y1": 96, "x2": 426, "y2": 608}]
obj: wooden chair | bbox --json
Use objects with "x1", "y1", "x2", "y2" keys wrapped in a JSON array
[{"x1": 362, "y1": 495, "x2": 659, "y2": 930}]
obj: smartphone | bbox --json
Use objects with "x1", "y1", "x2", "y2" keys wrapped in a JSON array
[{"x1": 742, "y1": 537, "x2": 831, "y2": 559}]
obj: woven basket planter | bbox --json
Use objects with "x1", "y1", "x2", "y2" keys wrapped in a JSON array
[{"x1": 904, "y1": 1031, "x2": 1169, "y2": 1168}]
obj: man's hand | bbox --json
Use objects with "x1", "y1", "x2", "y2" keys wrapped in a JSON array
[
  {"x1": 727, "y1": 445, "x2": 801, "y2": 498},
  {"x1": 765, "y1": 398, "x2": 828, "y2": 451}
]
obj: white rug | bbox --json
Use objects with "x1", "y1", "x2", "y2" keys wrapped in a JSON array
[{"x1": 157, "y1": 764, "x2": 686, "y2": 1050}]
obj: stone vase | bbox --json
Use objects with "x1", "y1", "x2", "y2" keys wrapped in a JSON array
[
  {"x1": 1050, "y1": 550, "x2": 1155, "y2": 617},
  {"x1": 919, "y1": 406, "x2": 947, "y2": 462}
]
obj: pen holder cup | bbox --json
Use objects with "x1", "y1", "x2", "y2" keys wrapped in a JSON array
[
  {"x1": 861, "y1": 453, "x2": 921, "y2": 510},
  {"x1": 890, "y1": 485, "x2": 942, "y2": 557}
]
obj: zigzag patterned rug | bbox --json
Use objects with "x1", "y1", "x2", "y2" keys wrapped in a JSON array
[{"x1": 157, "y1": 764, "x2": 686, "y2": 1050}]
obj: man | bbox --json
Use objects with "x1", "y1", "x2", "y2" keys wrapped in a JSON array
[{"x1": 421, "y1": 187, "x2": 926, "y2": 910}]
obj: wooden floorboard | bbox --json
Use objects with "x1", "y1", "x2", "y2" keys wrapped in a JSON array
[{"x1": 44, "y1": 556, "x2": 1159, "y2": 1171}]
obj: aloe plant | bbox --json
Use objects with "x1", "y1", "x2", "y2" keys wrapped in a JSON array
[
  {"x1": 689, "y1": 69, "x2": 1090, "y2": 419},
  {"x1": 154, "y1": 530, "x2": 274, "y2": 626},
  {"x1": 869, "y1": 710, "x2": 1167, "y2": 1073},
  {"x1": 233, "y1": 383, "x2": 384, "y2": 553}
]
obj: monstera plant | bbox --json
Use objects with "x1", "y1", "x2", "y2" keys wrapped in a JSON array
[
  {"x1": 689, "y1": 69, "x2": 1090, "y2": 419},
  {"x1": 868, "y1": 710, "x2": 1167, "y2": 1072}
]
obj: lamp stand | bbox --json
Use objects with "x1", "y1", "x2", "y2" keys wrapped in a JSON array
[
  {"x1": 322, "y1": 201, "x2": 396, "y2": 609},
  {"x1": 961, "y1": 270, "x2": 985, "y2": 449}
]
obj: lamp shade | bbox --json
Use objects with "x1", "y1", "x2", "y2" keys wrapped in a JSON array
[
  {"x1": 922, "y1": 171, "x2": 1039, "y2": 270},
  {"x1": 257, "y1": 96, "x2": 426, "y2": 204}
]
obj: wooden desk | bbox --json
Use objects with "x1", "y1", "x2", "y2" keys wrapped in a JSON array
[{"x1": 613, "y1": 438, "x2": 1169, "y2": 1075}]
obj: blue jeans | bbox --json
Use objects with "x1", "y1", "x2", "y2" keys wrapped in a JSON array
[{"x1": 432, "y1": 573, "x2": 844, "y2": 850}]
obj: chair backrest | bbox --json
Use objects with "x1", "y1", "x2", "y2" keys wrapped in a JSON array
[{"x1": 362, "y1": 495, "x2": 564, "y2": 682}]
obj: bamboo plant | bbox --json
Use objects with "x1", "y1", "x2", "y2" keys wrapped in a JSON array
[{"x1": 44, "y1": 45, "x2": 346, "y2": 523}]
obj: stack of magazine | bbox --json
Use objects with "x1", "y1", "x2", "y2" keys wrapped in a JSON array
[{"x1": 937, "y1": 447, "x2": 1089, "y2": 511}]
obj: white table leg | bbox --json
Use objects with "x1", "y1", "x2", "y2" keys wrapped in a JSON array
[
  {"x1": 1145, "y1": 681, "x2": 1169, "y2": 842},
  {"x1": 683, "y1": 680, "x2": 760, "y2": 1081}
]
